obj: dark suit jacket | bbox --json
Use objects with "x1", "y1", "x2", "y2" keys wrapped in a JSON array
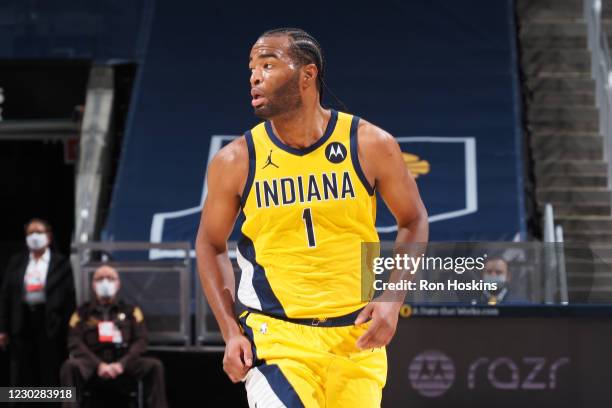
[
  {"x1": 474, "y1": 289, "x2": 530, "y2": 305},
  {"x1": 0, "y1": 250, "x2": 76, "y2": 340}
]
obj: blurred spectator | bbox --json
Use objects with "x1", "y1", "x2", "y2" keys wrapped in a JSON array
[
  {"x1": 0, "y1": 218, "x2": 75, "y2": 386},
  {"x1": 60, "y1": 265, "x2": 168, "y2": 408},
  {"x1": 474, "y1": 257, "x2": 527, "y2": 305}
]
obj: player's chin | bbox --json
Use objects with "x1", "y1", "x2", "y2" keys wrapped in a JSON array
[
  {"x1": 253, "y1": 106, "x2": 270, "y2": 119},
  {"x1": 253, "y1": 104, "x2": 274, "y2": 119}
]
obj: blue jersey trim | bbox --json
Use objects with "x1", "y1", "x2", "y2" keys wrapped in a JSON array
[
  {"x1": 349, "y1": 115, "x2": 375, "y2": 195},
  {"x1": 264, "y1": 109, "x2": 338, "y2": 156},
  {"x1": 240, "y1": 130, "x2": 256, "y2": 208},
  {"x1": 258, "y1": 363, "x2": 305, "y2": 408},
  {"x1": 237, "y1": 233, "x2": 287, "y2": 318}
]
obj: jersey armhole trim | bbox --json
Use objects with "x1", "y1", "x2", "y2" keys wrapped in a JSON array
[
  {"x1": 349, "y1": 115, "x2": 375, "y2": 196},
  {"x1": 240, "y1": 130, "x2": 256, "y2": 208}
]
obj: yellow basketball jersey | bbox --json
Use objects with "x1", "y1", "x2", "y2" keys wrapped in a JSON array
[{"x1": 237, "y1": 109, "x2": 379, "y2": 319}]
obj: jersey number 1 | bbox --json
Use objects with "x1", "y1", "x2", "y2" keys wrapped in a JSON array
[{"x1": 302, "y1": 208, "x2": 316, "y2": 248}]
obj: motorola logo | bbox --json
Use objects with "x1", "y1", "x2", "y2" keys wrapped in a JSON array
[
  {"x1": 408, "y1": 350, "x2": 455, "y2": 397},
  {"x1": 325, "y1": 142, "x2": 347, "y2": 163}
]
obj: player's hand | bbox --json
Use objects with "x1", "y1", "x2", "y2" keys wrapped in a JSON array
[
  {"x1": 0, "y1": 333, "x2": 8, "y2": 349},
  {"x1": 354, "y1": 301, "x2": 400, "y2": 349},
  {"x1": 223, "y1": 333, "x2": 253, "y2": 383}
]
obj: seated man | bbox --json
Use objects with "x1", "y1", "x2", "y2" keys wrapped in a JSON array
[
  {"x1": 473, "y1": 257, "x2": 528, "y2": 305},
  {"x1": 60, "y1": 265, "x2": 168, "y2": 408}
]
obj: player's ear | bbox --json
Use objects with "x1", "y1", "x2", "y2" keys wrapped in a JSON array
[{"x1": 302, "y1": 63, "x2": 318, "y2": 89}]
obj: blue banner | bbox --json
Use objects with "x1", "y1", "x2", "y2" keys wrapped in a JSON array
[{"x1": 103, "y1": 0, "x2": 526, "y2": 250}]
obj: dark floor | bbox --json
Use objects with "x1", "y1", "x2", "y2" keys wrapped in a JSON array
[
  {"x1": 153, "y1": 350, "x2": 248, "y2": 408},
  {"x1": 0, "y1": 349, "x2": 247, "y2": 408}
]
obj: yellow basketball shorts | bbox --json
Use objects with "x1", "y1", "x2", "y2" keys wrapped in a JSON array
[{"x1": 238, "y1": 310, "x2": 387, "y2": 408}]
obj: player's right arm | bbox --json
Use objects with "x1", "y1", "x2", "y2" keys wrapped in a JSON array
[{"x1": 195, "y1": 137, "x2": 253, "y2": 383}]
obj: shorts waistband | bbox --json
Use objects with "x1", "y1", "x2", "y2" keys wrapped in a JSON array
[{"x1": 244, "y1": 307, "x2": 365, "y2": 327}]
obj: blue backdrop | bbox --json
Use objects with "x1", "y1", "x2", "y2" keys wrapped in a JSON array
[
  {"x1": 103, "y1": 0, "x2": 527, "y2": 246},
  {"x1": 0, "y1": 0, "x2": 527, "y2": 245}
]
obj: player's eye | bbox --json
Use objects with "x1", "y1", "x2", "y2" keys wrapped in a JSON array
[{"x1": 264, "y1": 63, "x2": 273, "y2": 69}]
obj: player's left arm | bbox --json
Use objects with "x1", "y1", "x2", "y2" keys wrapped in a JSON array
[{"x1": 354, "y1": 120, "x2": 429, "y2": 349}]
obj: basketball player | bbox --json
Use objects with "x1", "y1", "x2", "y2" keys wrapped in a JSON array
[{"x1": 196, "y1": 28, "x2": 428, "y2": 407}]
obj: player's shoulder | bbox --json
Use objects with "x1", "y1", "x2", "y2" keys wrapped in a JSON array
[
  {"x1": 209, "y1": 134, "x2": 249, "y2": 170},
  {"x1": 354, "y1": 116, "x2": 398, "y2": 153}
]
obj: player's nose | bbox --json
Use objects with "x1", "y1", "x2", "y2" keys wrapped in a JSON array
[{"x1": 250, "y1": 69, "x2": 262, "y2": 87}]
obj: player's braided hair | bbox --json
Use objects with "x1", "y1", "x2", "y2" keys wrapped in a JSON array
[
  {"x1": 261, "y1": 28, "x2": 325, "y2": 98},
  {"x1": 261, "y1": 28, "x2": 347, "y2": 111}
]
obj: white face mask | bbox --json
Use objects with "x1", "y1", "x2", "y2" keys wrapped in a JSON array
[
  {"x1": 94, "y1": 279, "x2": 118, "y2": 299},
  {"x1": 26, "y1": 233, "x2": 49, "y2": 251},
  {"x1": 484, "y1": 274, "x2": 507, "y2": 287}
]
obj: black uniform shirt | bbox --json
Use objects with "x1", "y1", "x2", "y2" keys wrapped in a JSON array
[{"x1": 67, "y1": 300, "x2": 147, "y2": 368}]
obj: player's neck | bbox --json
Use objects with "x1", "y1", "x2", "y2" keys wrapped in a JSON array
[{"x1": 270, "y1": 104, "x2": 330, "y2": 149}]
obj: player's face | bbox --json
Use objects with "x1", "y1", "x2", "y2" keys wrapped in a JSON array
[{"x1": 249, "y1": 35, "x2": 302, "y2": 119}]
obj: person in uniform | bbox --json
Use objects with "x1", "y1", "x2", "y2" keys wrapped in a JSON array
[{"x1": 60, "y1": 265, "x2": 168, "y2": 408}]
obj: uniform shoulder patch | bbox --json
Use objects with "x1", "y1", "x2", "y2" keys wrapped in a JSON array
[
  {"x1": 69, "y1": 312, "x2": 80, "y2": 328},
  {"x1": 133, "y1": 306, "x2": 144, "y2": 323}
]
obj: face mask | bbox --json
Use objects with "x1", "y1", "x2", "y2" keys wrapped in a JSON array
[
  {"x1": 26, "y1": 233, "x2": 49, "y2": 251},
  {"x1": 483, "y1": 274, "x2": 507, "y2": 288},
  {"x1": 94, "y1": 279, "x2": 118, "y2": 299}
]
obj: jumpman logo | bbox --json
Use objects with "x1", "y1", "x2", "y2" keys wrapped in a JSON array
[{"x1": 262, "y1": 150, "x2": 279, "y2": 169}]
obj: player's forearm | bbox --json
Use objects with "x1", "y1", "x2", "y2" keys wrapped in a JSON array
[
  {"x1": 385, "y1": 212, "x2": 429, "y2": 304},
  {"x1": 196, "y1": 240, "x2": 241, "y2": 342}
]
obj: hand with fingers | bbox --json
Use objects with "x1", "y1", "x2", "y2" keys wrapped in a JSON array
[
  {"x1": 354, "y1": 301, "x2": 401, "y2": 350},
  {"x1": 97, "y1": 363, "x2": 114, "y2": 379},
  {"x1": 223, "y1": 333, "x2": 253, "y2": 383},
  {"x1": 109, "y1": 362, "x2": 124, "y2": 378}
]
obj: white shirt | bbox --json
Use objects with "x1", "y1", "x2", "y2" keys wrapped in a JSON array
[{"x1": 24, "y1": 248, "x2": 50, "y2": 289}]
